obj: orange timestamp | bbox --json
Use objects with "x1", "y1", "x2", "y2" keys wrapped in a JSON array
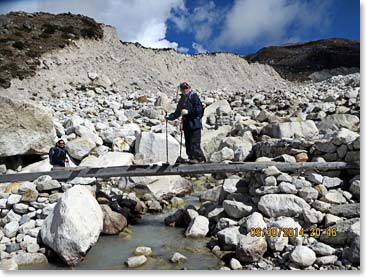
[{"x1": 249, "y1": 227, "x2": 337, "y2": 237}]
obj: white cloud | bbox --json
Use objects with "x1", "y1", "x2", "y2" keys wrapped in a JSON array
[
  {"x1": 171, "y1": 1, "x2": 222, "y2": 45},
  {"x1": 215, "y1": 0, "x2": 332, "y2": 49},
  {"x1": 177, "y1": 46, "x2": 189, "y2": 53},
  {"x1": 0, "y1": 0, "x2": 185, "y2": 50},
  {"x1": 192, "y1": 42, "x2": 208, "y2": 53}
]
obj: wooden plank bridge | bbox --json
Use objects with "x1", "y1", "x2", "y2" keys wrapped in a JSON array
[{"x1": 0, "y1": 161, "x2": 359, "y2": 183}]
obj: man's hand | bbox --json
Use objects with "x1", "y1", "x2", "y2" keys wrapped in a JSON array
[{"x1": 181, "y1": 109, "x2": 188, "y2": 116}]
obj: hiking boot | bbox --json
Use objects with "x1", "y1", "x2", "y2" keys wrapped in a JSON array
[{"x1": 188, "y1": 159, "x2": 200, "y2": 164}]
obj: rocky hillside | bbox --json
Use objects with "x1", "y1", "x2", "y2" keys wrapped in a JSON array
[
  {"x1": 0, "y1": 12, "x2": 291, "y2": 101},
  {"x1": 245, "y1": 38, "x2": 360, "y2": 81},
  {"x1": 0, "y1": 12, "x2": 103, "y2": 89}
]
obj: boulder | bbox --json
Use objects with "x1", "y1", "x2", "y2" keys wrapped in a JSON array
[
  {"x1": 40, "y1": 185, "x2": 103, "y2": 266},
  {"x1": 171, "y1": 252, "x2": 187, "y2": 263},
  {"x1": 298, "y1": 187, "x2": 319, "y2": 202},
  {"x1": 134, "y1": 246, "x2": 152, "y2": 256},
  {"x1": 320, "y1": 218, "x2": 359, "y2": 245},
  {"x1": 217, "y1": 226, "x2": 240, "y2": 250},
  {"x1": 4, "y1": 221, "x2": 19, "y2": 238},
  {"x1": 329, "y1": 203, "x2": 360, "y2": 218},
  {"x1": 100, "y1": 205, "x2": 127, "y2": 235},
  {"x1": 21, "y1": 158, "x2": 52, "y2": 173},
  {"x1": 145, "y1": 175, "x2": 193, "y2": 200},
  {"x1": 203, "y1": 100, "x2": 232, "y2": 118},
  {"x1": 75, "y1": 125, "x2": 103, "y2": 146},
  {"x1": 290, "y1": 246, "x2": 316, "y2": 267},
  {"x1": 244, "y1": 212, "x2": 267, "y2": 232},
  {"x1": 34, "y1": 175, "x2": 61, "y2": 191},
  {"x1": 0, "y1": 258, "x2": 18, "y2": 270},
  {"x1": 135, "y1": 132, "x2": 180, "y2": 164},
  {"x1": 235, "y1": 234, "x2": 267, "y2": 262},
  {"x1": 200, "y1": 186, "x2": 222, "y2": 203},
  {"x1": 322, "y1": 176, "x2": 343, "y2": 188},
  {"x1": 311, "y1": 242, "x2": 335, "y2": 256},
  {"x1": 126, "y1": 255, "x2": 147, "y2": 268},
  {"x1": 185, "y1": 215, "x2": 209, "y2": 238},
  {"x1": 318, "y1": 114, "x2": 359, "y2": 132},
  {"x1": 270, "y1": 217, "x2": 303, "y2": 245},
  {"x1": 261, "y1": 120, "x2": 319, "y2": 139},
  {"x1": 80, "y1": 152, "x2": 134, "y2": 167},
  {"x1": 100, "y1": 123, "x2": 141, "y2": 144},
  {"x1": 258, "y1": 194, "x2": 310, "y2": 217},
  {"x1": 230, "y1": 258, "x2": 242, "y2": 270},
  {"x1": 223, "y1": 200, "x2": 253, "y2": 219},
  {"x1": 210, "y1": 147, "x2": 234, "y2": 162},
  {"x1": 65, "y1": 138, "x2": 96, "y2": 160},
  {"x1": 0, "y1": 96, "x2": 55, "y2": 157},
  {"x1": 201, "y1": 126, "x2": 231, "y2": 160},
  {"x1": 13, "y1": 253, "x2": 48, "y2": 266}
]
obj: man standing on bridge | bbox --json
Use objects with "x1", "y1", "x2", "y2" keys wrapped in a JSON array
[
  {"x1": 166, "y1": 82, "x2": 205, "y2": 164},
  {"x1": 49, "y1": 139, "x2": 68, "y2": 170}
]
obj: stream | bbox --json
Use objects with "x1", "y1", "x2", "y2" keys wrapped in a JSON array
[{"x1": 20, "y1": 196, "x2": 221, "y2": 270}]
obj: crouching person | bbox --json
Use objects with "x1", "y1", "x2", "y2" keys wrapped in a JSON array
[
  {"x1": 166, "y1": 82, "x2": 205, "y2": 163},
  {"x1": 49, "y1": 139, "x2": 68, "y2": 170}
]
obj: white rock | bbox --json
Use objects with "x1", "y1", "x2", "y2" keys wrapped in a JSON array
[
  {"x1": 230, "y1": 258, "x2": 242, "y2": 270},
  {"x1": 134, "y1": 246, "x2": 152, "y2": 256},
  {"x1": 7, "y1": 194, "x2": 22, "y2": 205},
  {"x1": 65, "y1": 137, "x2": 96, "y2": 160},
  {"x1": 262, "y1": 120, "x2": 319, "y2": 139},
  {"x1": 4, "y1": 221, "x2": 19, "y2": 238},
  {"x1": 0, "y1": 96, "x2": 55, "y2": 157},
  {"x1": 185, "y1": 215, "x2": 209, "y2": 238},
  {"x1": 34, "y1": 175, "x2": 61, "y2": 191},
  {"x1": 217, "y1": 226, "x2": 240, "y2": 250},
  {"x1": 80, "y1": 152, "x2": 134, "y2": 167},
  {"x1": 258, "y1": 194, "x2": 310, "y2": 217},
  {"x1": 223, "y1": 200, "x2": 253, "y2": 219},
  {"x1": 245, "y1": 212, "x2": 267, "y2": 231},
  {"x1": 126, "y1": 255, "x2": 147, "y2": 268},
  {"x1": 290, "y1": 246, "x2": 316, "y2": 267},
  {"x1": 135, "y1": 132, "x2": 180, "y2": 164},
  {"x1": 75, "y1": 125, "x2": 103, "y2": 146},
  {"x1": 13, "y1": 253, "x2": 48, "y2": 266},
  {"x1": 279, "y1": 182, "x2": 297, "y2": 194},
  {"x1": 322, "y1": 176, "x2": 343, "y2": 188},
  {"x1": 0, "y1": 258, "x2": 18, "y2": 270},
  {"x1": 13, "y1": 203, "x2": 29, "y2": 214},
  {"x1": 40, "y1": 186, "x2": 103, "y2": 266},
  {"x1": 235, "y1": 234, "x2": 267, "y2": 262},
  {"x1": 144, "y1": 175, "x2": 193, "y2": 200},
  {"x1": 170, "y1": 252, "x2": 187, "y2": 263},
  {"x1": 311, "y1": 242, "x2": 335, "y2": 256}
]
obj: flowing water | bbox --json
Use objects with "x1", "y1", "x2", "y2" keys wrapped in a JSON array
[{"x1": 21, "y1": 196, "x2": 221, "y2": 270}]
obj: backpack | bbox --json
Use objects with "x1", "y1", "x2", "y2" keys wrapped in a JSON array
[{"x1": 188, "y1": 91, "x2": 206, "y2": 118}]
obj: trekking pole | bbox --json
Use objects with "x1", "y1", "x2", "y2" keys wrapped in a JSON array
[
  {"x1": 165, "y1": 111, "x2": 169, "y2": 164},
  {"x1": 179, "y1": 118, "x2": 183, "y2": 159}
]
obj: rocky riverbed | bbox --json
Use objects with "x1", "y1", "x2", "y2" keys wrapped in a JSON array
[{"x1": 0, "y1": 12, "x2": 360, "y2": 271}]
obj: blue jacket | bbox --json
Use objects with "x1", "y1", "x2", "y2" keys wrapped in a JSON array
[
  {"x1": 49, "y1": 146, "x2": 66, "y2": 166},
  {"x1": 167, "y1": 90, "x2": 203, "y2": 130}
]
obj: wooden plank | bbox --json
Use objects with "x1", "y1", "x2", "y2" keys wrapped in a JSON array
[{"x1": 0, "y1": 161, "x2": 359, "y2": 183}]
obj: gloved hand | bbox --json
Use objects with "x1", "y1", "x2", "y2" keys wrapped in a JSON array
[{"x1": 181, "y1": 109, "x2": 189, "y2": 116}]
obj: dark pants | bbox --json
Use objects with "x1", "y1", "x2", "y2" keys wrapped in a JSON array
[{"x1": 184, "y1": 127, "x2": 205, "y2": 161}]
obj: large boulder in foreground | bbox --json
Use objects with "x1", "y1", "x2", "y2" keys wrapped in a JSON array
[
  {"x1": 40, "y1": 185, "x2": 103, "y2": 266},
  {"x1": 135, "y1": 132, "x2": 180, "y2": 164},
  {"x1": 258, "y1": 194, "x2": 311, "y2": 217},
  {"x1": 261, "y1": 120, "x2": 319, "y2": 139},
  {"x1": 0, "y1": 96, "x2": 55, "y2": 157}
]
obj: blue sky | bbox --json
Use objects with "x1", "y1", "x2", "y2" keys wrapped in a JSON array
[{"x1": 0, "y1": 0, "x2": 360, "y2": 55}]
